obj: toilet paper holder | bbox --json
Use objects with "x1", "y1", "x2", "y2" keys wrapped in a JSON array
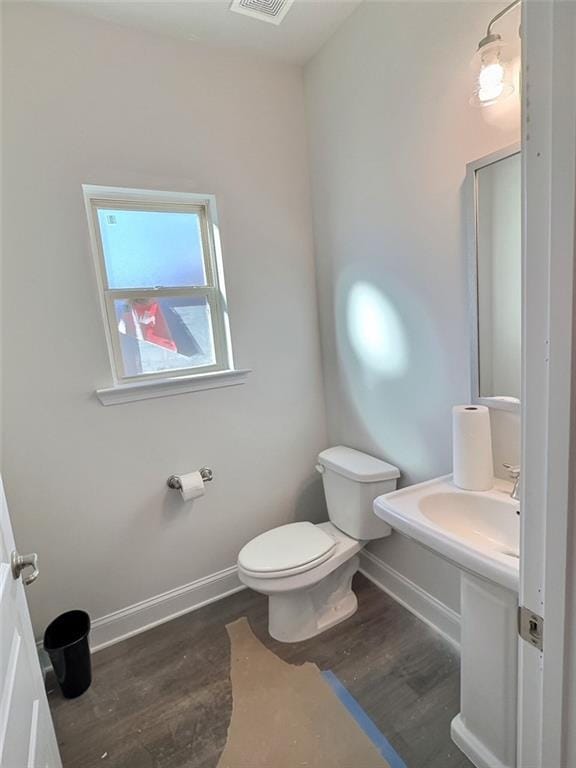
[{"x1": 167, "y1": 467, "x2": 213, "y2": 490}]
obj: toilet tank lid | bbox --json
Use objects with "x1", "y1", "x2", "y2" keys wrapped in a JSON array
[{"x1": 318, "y1": 446, "x2": 400, "y2": 483}]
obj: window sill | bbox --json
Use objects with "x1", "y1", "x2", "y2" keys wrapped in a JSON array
[{"x1": 96, "y1": 368, "x2": 251, "y2": 406}]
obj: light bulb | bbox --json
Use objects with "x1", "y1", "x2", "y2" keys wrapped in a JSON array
[
  {"x1": 470, "y1": 39, "x2": 514, "y2": 107},
  {"x1": 478, "y1": 62, "x2": 505, "y2": 102}
]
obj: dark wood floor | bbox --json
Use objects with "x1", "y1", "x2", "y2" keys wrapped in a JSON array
[{"x1": 48, "y1": 574, "x2": 473, "y2": 768}]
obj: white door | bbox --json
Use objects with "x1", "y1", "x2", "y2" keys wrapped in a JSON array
[
  {"x1": 0, "y1": 477, "x2": 61, "y2": 768},
  {"x1": 518, "y1": 1, "x2": 576, "y2": 766}
]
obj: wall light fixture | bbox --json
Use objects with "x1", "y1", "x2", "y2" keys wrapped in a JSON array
[{"x1": 471, "y1": 0, "x2": 521, "y2": 107}]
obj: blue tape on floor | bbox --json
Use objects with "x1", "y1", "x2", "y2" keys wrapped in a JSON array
[{"x1": 322, "y1": 670, "x2": 407, "y2": 768}]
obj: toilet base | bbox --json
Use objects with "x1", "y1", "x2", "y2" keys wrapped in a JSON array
[{"x1": 268, "y1": 556, "x2": 360, "y2": 642}]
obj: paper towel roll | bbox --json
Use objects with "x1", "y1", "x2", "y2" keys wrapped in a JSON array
[
  {"x1": 452, "y1": 405, "x2": 494, "y2": 491},
  {"x1": 177, "y1": 471, "x2": 205, "y2": 501}
]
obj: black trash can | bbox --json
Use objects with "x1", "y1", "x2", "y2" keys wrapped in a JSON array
[{"x1": 44, "y1": 610, "x2": 91, "y2": 699}]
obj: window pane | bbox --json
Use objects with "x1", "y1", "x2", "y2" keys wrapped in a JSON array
[
  {"x1": 98, "y1": 208, "x2": 206, "y2": 289},
  {"x1": 114, "y1": 296, "x2": 216, "y2": 377}
]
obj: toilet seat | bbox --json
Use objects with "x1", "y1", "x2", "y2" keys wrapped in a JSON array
[{"x1": 238, "y1": 522, "x2": 336, "y2": 578}]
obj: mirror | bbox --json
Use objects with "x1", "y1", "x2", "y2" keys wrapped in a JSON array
[{"x1": 468, "y1": 146, "x2": 521, "y2": 409}]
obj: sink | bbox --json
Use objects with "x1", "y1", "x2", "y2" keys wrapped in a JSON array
[
  {"x1": 374, "y1": 475, "x2": 520, "y2": 592},
  {"x1": 373, "y1": 474, "x2": 520, "y2": 768}
]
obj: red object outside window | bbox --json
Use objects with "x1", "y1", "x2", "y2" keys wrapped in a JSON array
[{"x1": 119, "y1": 300, "x2": 177, "y2": 352}]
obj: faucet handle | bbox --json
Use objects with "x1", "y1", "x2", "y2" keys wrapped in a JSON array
[{"x1": 503, "y1": 463, "x2": 520, "y2": 478}]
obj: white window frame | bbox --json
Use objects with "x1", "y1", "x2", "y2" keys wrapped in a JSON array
[{"x1": 83, "y1": 185, "x2": 249, "y2": 405}]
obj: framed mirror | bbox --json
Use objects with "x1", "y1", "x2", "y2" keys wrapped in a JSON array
[{"x1": 467, "y1": 143, "x2": 521, "y2": 412}]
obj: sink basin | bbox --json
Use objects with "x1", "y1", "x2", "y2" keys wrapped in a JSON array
[{"x1": 373, "y1": 475, "x2": 520, "y2": 591}]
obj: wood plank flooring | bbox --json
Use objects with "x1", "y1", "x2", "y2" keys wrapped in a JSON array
[{"x1": 47, "y1": 574, "x2": 474, "y2": 768}]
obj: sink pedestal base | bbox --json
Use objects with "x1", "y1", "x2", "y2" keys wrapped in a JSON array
[{"x1": 451, "y1": 573, "x2": 518, "y2": 768}]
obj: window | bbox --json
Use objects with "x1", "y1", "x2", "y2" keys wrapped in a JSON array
[{"x1": 83, "y1": 186, "x2": 244, "y2": 402}]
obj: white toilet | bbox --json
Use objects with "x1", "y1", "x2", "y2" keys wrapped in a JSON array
[{"x1": 237, "y1": 446, "x2": 400, "y2": 642}]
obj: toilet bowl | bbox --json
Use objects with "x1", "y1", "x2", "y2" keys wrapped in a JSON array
[{"x1": 238, "y1": 446, "x2": 400, "y2": 642}]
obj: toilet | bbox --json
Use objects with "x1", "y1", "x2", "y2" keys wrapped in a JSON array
[{"x1": 237, "y1": 446, "x2": 400, "y2": 642}]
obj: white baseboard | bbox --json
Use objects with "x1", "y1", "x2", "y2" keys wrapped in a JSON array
[
  {"x1": 90, "y1": 565, "x2": 245, "y2": 652},
  {"x1": 359, "y1": 549, "x2": 461, "y2": 648},
  {"x1": 39, "y1": 554, "x2": 459, "y2": 677},
  {"x1": 38, "y1": 565, "x2": 245, "y2": 668}
]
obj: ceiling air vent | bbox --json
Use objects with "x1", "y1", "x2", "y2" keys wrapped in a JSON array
[{"x1": 229, "y1": 0, "x2": 296, "y2": 25}]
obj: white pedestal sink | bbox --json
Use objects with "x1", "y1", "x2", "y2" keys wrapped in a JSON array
[{"x1": 374, "y1": 475, "x2": 520, "y2": 768}]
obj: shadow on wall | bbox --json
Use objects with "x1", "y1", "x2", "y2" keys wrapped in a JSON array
[
  {"x1": 294, "y1": 474, "x2": 328, "y2": 524},
  {"x1": 335, "y1": 266, "x2": 457, "y2": 486}
]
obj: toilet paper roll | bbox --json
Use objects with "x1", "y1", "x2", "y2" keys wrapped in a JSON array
[
  {"x1": 176, "y1": 471, "x2": 205, "y2": 501},
  {"x1": 452, "y1": 405, "x2": 494, "y2": 491}
]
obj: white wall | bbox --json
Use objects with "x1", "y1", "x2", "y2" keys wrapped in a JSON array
[
  {"x1": 1, "y1": 3, "x2": 327, "y2": 636},
  {"x1": 305, "y1": 1, "x2": 520, "y2": 613}
]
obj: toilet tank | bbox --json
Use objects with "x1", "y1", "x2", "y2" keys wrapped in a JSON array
[{"x1": 317, "y1": 446, "x2": 400, "y2": 540}]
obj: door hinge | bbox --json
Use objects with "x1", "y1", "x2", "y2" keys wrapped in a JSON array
[{"x1": 518, "y1": 606, "x2": 544, "y2": 651}]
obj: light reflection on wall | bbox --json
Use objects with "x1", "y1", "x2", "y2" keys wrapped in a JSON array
[
  {"x1": 346, "y1": 282, "x2": 408, "y2": 379},
  {"x1": 334, "y1": 269, "x2": 455, "y2": 483}
]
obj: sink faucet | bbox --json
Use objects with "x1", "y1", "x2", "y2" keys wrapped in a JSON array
[{"x1": 503, "y1": 464, "x2": 520, "y2": 500}]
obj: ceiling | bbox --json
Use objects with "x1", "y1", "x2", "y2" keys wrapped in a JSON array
[{"x1": 58, "y1": 0, "x2": 363, "y2": 63}]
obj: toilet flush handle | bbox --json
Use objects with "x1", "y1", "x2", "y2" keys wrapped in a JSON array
[{"x1": 315, "y1": 464, "x2": 325, "y2": 474}]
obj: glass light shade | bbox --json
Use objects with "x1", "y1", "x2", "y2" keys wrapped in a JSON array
[{"x1": 470, "y1": 40, "x2": 515, "y2": 107}]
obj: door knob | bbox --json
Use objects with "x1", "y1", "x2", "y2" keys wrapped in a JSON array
[{"x1": 11, "y1": 551, "x2": 39, "y2": 586}]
